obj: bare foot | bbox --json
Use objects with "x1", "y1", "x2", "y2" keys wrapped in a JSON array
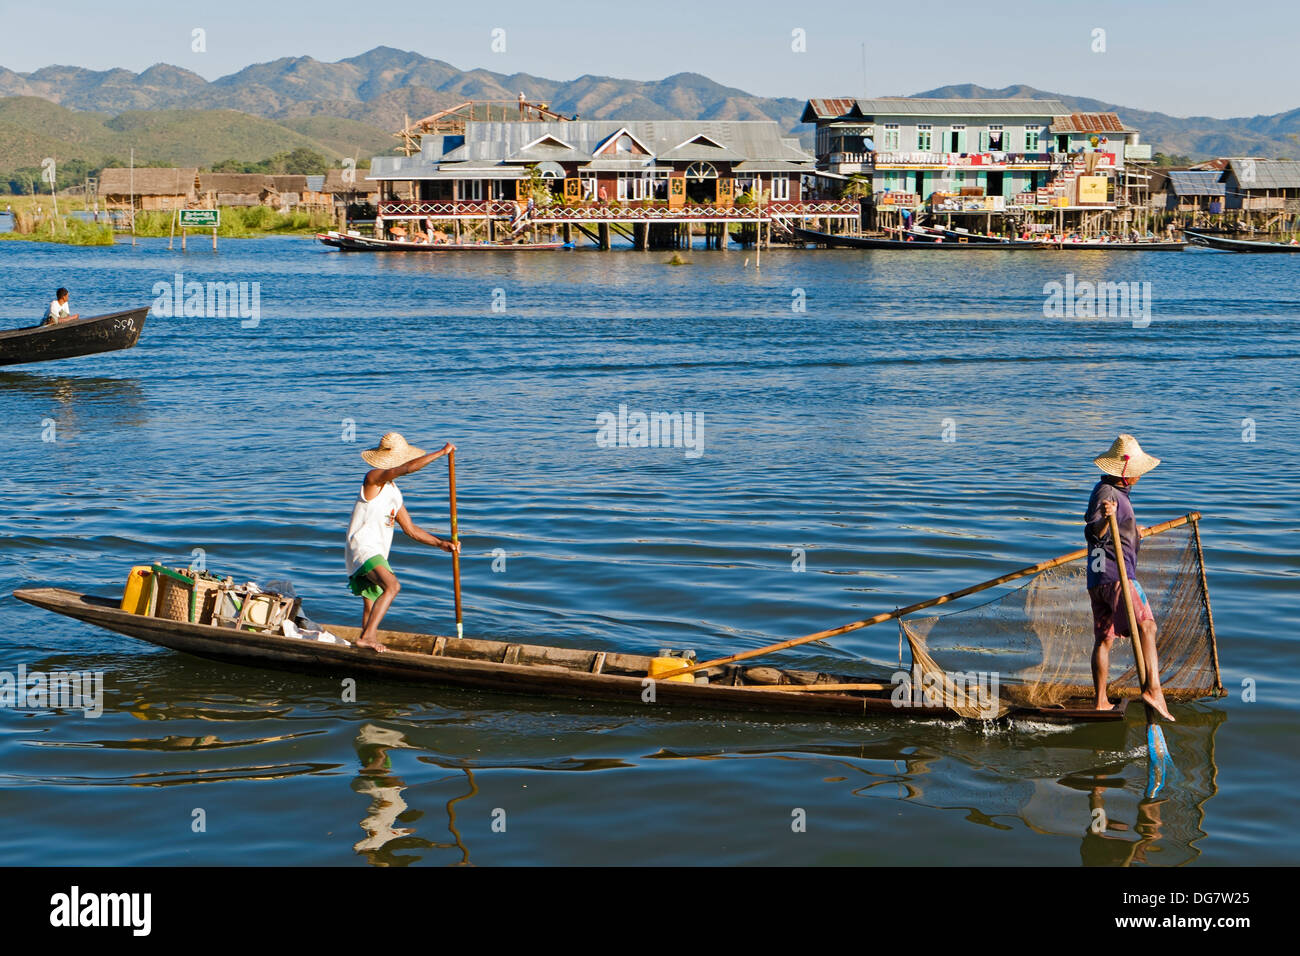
[
  {"x1": 356, "y1": 638, "x2": 389, "y2": 653},
  {"x1": 1142, "y1": 689, "x2": 1175, "y2": 722},
  {"x1": 1094, "y1": 699, "x2": 1116, "y2": 712}
]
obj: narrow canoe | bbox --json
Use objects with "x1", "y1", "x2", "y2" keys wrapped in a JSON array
[
  {"x1": 0, "y1": 307, "x2": 148, "y2": 368},
  {"x1": 316, "y1": 231, "x2": 570, "y2": 252},
  {"x1": 792, "y1": 226, "x2": 1046, "y2": 250},
  {"x1": 13, "y1": 587, "x2": 1128, "y2": 724},
  {"x1": 1184, "y1": 230, "x2": 1300, "y2": 253}
]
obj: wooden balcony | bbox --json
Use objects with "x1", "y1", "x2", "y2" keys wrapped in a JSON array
[{"x1": 378, "y1": 199, "x2": 861, "y2": 222}]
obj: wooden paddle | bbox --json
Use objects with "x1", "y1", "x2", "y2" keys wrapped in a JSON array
[
  {"x1": 1107, "y1": 510, "x2": 1173, "y2": 793},
  {"x1": 448, "y1": 449, "x2": 463, "y2": 640},
  {"x1": 652, "y1": 512, "x2": 1201, "y2": 683}
]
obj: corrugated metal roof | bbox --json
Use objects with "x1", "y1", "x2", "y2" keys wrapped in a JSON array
[
  {"x1": 372, "y1": 120, "x2": 815, "y2": 179},
  {"x1": 1167, "y1": 171, "x2": 1226, "y2": 197},
  {"x1": 1227, "y1": 158, "x2": 1300, "y2": 190},
  {"x1": 305, "y1": 175, "x2": 325, "y2": 192},
  {"x1": 802, "y1": 97, "x2": 1069, "y2": 122},
  {"x1": 1050, "y1": 112, "x2": 1131, "y2": 133}
]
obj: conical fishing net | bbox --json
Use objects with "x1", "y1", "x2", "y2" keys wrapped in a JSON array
[{"x1": 900, "y1": 519, "x2": 1222, "y2": 717}]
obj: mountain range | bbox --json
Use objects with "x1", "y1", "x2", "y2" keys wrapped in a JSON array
[{"x1": 1, "y1": 47, "x2": 1297, "y2": 183}]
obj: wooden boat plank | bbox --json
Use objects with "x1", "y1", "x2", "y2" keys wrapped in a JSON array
[{"x1": 12, "y1": 587, "x2": 1127, "y2": 723}]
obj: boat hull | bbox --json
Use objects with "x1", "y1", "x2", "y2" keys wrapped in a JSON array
[
  {"x1": 792, "y1": 226, "x2": 1045, "y2": 250},
  {"x1": 0, "y1": 307, "x2": 148, "y2": 368},
  {"x1": 1184, "y1": 230, "x2": 1300, "y2": 253},
  {"x1": 14, "y1": 587, "x2": 1128, "y2": 724},
  {"x1": 316, "y1": 231, "x2": 569, "y2": 252}
]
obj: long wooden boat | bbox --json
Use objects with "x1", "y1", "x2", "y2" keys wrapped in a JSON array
[
  {"x1": 1184, "y1": 230, "x2": 1300, "y2": 253},
  {"x1": 1044, "y1": 239, "x2": 1187, "y2": 251},
  {"x1": 316, "y1": 230, "x2": 570, "y2": 252},
  {"x1": 14, "y1": 587, "x2": 1128, "y2": 724},
  {"x1": 0, "y1": 307, "x2": 147, "y2": 368},
  {"x1": 792, "y1": 226, "x2": 1045, "y2": 250},
  {"x1": 911, "y1": 225, "x2": 1011, "y2": 245}
]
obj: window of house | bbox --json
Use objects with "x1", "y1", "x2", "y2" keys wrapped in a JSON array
[
  {"x1": 917, "y1": 124, "x2": 932, "y2": 151},
  {"x1": 579, "y1": 172, "x2": 597, "y2": 200},
  {"x1": 883, "y1": 124, "x2": 900, "y2": 150},
  {"x1": 460, "y1": 179, "x2": 484, "y2": 200},
  {"x1": 1024, "y1": 126, "x2": 1040, "y2": 151},
  {"x1": 770, "y1": 176, "x2": 790, "y2": 200},
  {"x1": 987, "y1": 125, "x2": 1004, "y2": 150}
]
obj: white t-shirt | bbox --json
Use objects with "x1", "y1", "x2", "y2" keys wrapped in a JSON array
[
  {"x1": 345, "y1": 481, "x2": 403, "y2": 575},
  {"x1": 48, "y1": 299, "x2": 70, "y2": 320}
]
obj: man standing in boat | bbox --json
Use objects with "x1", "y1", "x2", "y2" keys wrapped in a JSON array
[
  {"x1": 346, "y1": 432, "x2": 459, "y2": 652},
  {"x1": 1084, "y1": 434, "x2": 1174, "y2": 721}
]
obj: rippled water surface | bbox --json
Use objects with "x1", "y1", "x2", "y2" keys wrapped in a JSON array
[{"x1": 1, "y1": 236, "x2": 1297, "y2": 865}]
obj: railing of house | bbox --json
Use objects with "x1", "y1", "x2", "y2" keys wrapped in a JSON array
[
  {"x1": 871, "y1": 151, "x2": 1091, "y2": 167},
  {"x1": 378, "y1": 199, "x2": 861, "y2": 221}
]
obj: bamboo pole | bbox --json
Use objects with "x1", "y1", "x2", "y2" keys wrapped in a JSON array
[
  {"x1": 731, "y1": 683, "x2": 888, "y2": 693},
  {"x1": 448, "y1": 450, "x2": 463, "y2": 640},
  {"x1": 1190, "y1": 515, "x2": 1223, "y2": 692},
  {"x1": 653, "y1": 512, "x2": 1202, "y2": 682}
]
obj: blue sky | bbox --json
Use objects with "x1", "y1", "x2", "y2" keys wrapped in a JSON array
[{"x1": 2, "y1": 0, "x2": 1296, "y2": 118}]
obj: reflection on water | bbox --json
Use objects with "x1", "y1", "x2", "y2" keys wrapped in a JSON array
[{"x1": 352, "y1": 723, "x2": 476, "y2": 867}]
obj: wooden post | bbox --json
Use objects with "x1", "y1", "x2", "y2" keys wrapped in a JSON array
[{"x1": 168, "y1": 208, "x2": 176, "y2": 250}]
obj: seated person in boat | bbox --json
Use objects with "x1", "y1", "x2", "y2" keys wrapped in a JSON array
[
  {"x1": 1084, "y1": 434, "x2": 1174, "y2": 721},
  {"x1": 43, "y1": 287, "x2": 78, "y2": 325},
  {"x1": 346, "y1": 432, "x2": 459, "y2": 652},
  {"x1": 389, "y1": 223, "x2": 408, "y2": 242}
]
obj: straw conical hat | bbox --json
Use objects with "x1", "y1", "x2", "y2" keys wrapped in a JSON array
[
  {"x1": 361, "y1": 432, "x2": 426, "y2": 469},
  {"x1": 1094, "y1": 434, "x2": 1160, "y2": 478}
]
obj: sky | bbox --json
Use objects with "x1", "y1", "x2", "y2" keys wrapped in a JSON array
[{"x1": 1, "y1": 0, "x2": 1297, "y2": 119}]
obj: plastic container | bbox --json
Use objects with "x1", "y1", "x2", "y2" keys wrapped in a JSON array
[
  {"x1": 648, "y1": 656, "x2": 695, "y2": 683},
  {"x1": 120, "y1": 566, "x2": 154, "y2": 615}
]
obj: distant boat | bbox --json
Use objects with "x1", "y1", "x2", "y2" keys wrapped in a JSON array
[
  {"x1": 1043, "y1": 237, "x2": 1187, "y2": 251},
  {"x1": 0, "y1": 307, "x2": 148, "y2": 368},
  {"x1": 1185, "y1": 230, "x2": 1300, "y2": 254},
  {"x1": 791, "y1": 226, "x2": 1045, "y2": 250},
  {"x1": 316, "y1": 230, "x2": 571, "y2": 252}
]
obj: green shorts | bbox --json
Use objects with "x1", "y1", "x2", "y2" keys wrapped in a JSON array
[{"x1": 347, "y1": 555, "x2": 392, "y2": 601}]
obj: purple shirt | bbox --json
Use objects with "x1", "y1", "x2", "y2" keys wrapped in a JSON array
[{"x1": 1084, "y1": 478, "x2": 1140, "y2": 589}]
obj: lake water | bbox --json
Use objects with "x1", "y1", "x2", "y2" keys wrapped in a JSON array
[{"x1": 0, "y1": 235, "x2": 1296, "y2": 866}]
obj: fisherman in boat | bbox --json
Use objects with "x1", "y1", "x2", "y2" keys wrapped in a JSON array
[
  {"x1": 1084, "y1": 434, "x2": 1175, "y2": 721},
  {"x1": 346, "y1": 433, "x2": 460, "y2": 652},
  {"x1": 42, "y1": 287, "x2": 78, "y2": 326}
]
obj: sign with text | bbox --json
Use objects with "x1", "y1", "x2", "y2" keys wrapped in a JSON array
[{"x1": 179, "y1": 209, "x2": 220, "y2": 227}]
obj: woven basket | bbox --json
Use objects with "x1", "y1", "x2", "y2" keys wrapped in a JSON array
[{"x1": 155, "y1": 576, "x2": 192, "y2": 622}]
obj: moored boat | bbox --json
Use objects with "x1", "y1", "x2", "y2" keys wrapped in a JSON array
[
  {"x1": 316, "y1": 230, "x2": 571, "y2": 252},
  {"x1": 14, "y1": 586, "x2": 1128, "y2": 723},
  {"x1": 1184, "y1": 230, "x2": 1300, "y2": 253},
  {"x1": 792, "y1": 226, "x2": 1045, "y2": 250},
  {"x1": 0, "y1": 307, "x2": 148, "y2": 368}
]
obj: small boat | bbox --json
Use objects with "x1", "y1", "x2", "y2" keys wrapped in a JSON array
[
  {"x1": 911, "y1": 224, "x2": 1013, "y2": 245},
  {"x1": 1184, "y1": 230, "x2": 1300, "y2": 253},
  {"x1": 1044, "y1": 238, "x2": 1187, "y2": 251},
  {"x1": 792, "y1": 226, "x2": 1045, "y2": 250},
  {"x1": 316, "y1": 230, "x2": 571, "y2": 252},
  {"x1": 13, "y1": 587, "x2": 1128, "y2": 724},
  {"x1": 0, "y1": 307, "x2": 148, "y2": 368}
]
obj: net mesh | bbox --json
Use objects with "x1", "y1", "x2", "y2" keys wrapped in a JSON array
[{"x1": 900, "y1": 521, "x2": 1222, "y2": 717}]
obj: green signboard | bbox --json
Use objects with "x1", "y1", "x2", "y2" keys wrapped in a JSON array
[{"x1": 179, "y1": 208, "x2": 220, "y2": 227}]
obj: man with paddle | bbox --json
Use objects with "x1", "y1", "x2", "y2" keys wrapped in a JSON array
[
  {"x1": 1084, "y1": 434, "x2": 1175, "y2": 721},
  {"x1": 346, "y1": 432, "x2": 460, "y2": 653}
]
